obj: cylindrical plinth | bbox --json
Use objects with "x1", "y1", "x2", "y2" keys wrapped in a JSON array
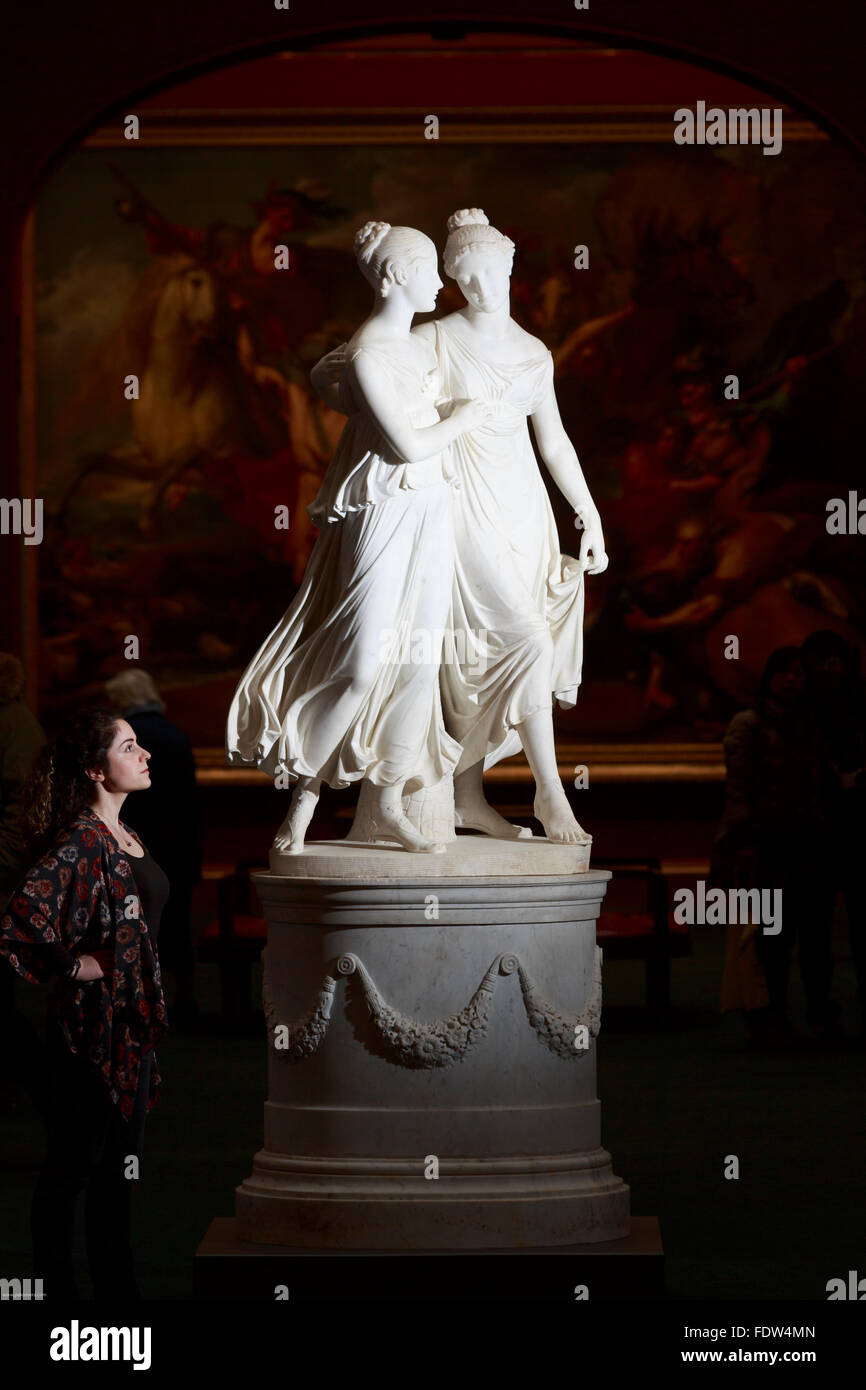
[{"x1": 236, "y1": 854, "x2": 629, "y2": 1249}]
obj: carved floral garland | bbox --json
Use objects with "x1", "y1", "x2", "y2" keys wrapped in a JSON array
[{"x1": 261, "y1": 946, "x2": 602, "y2": 1068}]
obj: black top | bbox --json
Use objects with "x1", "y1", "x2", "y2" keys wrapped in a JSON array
[
  {"x1": 129, "y1": 848, "x2": 170, "y2": 944},
  {"x1": 120, "y1": 707, "x2": 203, "y2": 886}
]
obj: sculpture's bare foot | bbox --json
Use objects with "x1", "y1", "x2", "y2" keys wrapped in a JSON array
[
  {"x1": 533, "y1": 785, "x2": 591, "y2": 845},
  {"x1": 455, "y1": 795, "x2": 532, "y2": 840},
  {"x1": 272, "y1": 788, "x2": 320, "y2": 855},
  {"x1": 370, "y1": 805, "x2": 446, "y2": 854}
]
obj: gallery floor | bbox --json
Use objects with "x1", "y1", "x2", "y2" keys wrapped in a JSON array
[{"x1": 1, "y1": 908, "x2": 860, "y2": 1301}]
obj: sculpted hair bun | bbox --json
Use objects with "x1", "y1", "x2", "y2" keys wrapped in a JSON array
[
  {"x1": 446, "y1": 208, "x2": 489, "y2": 233},
  {"x1": 354, "y1": 221, "x2": 392, "y2": 261},
  {"x1": 354, "y1": 222, "x2": 435, "y2": 298},
  {"x1": 442, "y1": 208, "x2": 514, "y2": 279}
]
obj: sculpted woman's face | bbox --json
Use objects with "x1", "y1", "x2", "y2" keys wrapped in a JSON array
[
  {"x1": 402, "y1": 249, "x2": 443, "y2": 314},
  {"x1": 453, "y1": 248, "x2": 511, "y2": 314}
]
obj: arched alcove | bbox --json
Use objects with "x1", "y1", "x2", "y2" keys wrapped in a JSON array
[{"x1": 14, "y1": 30, "x2": 866, "y2": 787}]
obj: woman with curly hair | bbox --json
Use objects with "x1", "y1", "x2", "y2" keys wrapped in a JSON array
[{"x1": 0, "y1": 707, "x2": 168, "y2": 1301}]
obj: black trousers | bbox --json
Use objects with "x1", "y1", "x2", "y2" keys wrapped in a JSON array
[
  {"x1": 0, "y1": 960, "x2": 51, "y2": 1120},
  {"x1": 31, "y1": 1025, "x2": 152, "y2": 1301}
]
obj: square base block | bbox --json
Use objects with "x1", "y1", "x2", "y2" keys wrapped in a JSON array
[{"x1": 195, "y1": 1215, "x2": 663, "y2": 1301}]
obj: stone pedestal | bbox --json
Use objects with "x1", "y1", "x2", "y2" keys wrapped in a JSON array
[{"x1": 235, "y1": 839, "x2": 629, "y2": 1250}]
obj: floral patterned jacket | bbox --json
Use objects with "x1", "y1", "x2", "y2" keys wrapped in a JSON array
[{"x1": 0, "y1": 806, "x2": 168, "y2": 1118}]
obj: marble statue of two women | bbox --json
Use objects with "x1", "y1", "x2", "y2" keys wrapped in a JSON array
[{"x1": 226, "y1": 209, "x2": 608, "y2": 855}]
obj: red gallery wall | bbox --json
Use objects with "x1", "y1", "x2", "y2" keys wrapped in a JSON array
[{"x1": 131, "y1": 35, "x2": 783, "y2": 113}]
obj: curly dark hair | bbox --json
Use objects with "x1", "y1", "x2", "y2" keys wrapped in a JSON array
[{"x1": 21, "y1": 706, "x2": 125, "y2": 852}]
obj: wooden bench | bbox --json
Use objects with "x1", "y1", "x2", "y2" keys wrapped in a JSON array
[
  {"x1": 197, "y1": 859, "x2": 268, "y2": 1024},
  {"x1": 595, "y1": 857, "x2": 691, "y2": 1014}
]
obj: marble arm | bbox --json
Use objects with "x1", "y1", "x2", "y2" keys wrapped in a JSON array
[
  {"x1": 310, "y1": 343, "x2": 349, "y2": 414},
  {"x1": 530, "y1": 381, "x2": 608, "y2": 572},
  {"x1": 351, "y1": 350, "x2": 485, "y2": 465},
  {"x1": 530, "y1": 381, "x2": 596, "y2": 516}
]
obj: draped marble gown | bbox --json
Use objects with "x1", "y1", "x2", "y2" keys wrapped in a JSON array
[
  {"x1": 429, "y1": 319, "x2": 585, "y2": 773},
  {"x1": 226, "y1": 340, "x2": 462, "y2": 796}
]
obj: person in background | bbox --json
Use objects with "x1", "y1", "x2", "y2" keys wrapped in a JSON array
[
  {"x1": 0, "y1": 707, "x2": 168, "y2": 1300},
  {"x1": 715, "y1": 646, "x2": 836, "y2": 1046},
  {"x1": 105, "y1": 670, "x2": 202, "y2": 1024},
  {"x1": 0, "y1": 655, "x2": 46, "y2": 902},
  {"x1": 802, "y1": 630, "x2": 866, "y2": 1040},
  {"x1": 0, "y1": 653, "x2": 48, "y2": 1115}
]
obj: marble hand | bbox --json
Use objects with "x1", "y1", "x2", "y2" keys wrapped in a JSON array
[
  {"x1": 458, "y1": 398, "x2": 496, "y2": 430},
  {"x1": 310, "y1": 342, "x2": 349, "y2": 406},
  {"x1": 439, "y1": 397, "x2": 495, "y2": 430},
  {"x1": 576, "y1": 512, "x2": 609, "y2": 574}
]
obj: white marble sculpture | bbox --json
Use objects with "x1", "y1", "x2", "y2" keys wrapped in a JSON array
[
  {"x1": 226, "y1": 221, "x2": 492, "y2": 854},
  {"x1": 312, "y1": 209, "x2": 608, "y2": 845},
  {"x1": 221, "y1": 218, "x2": 633, "y2": 1256}
]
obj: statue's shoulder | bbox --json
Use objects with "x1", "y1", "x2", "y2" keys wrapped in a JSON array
[
  {"x1": 510, "y1": 320, "x2": 552, "y2": 365},
  {"x1": 346, "y1": 334, "x2": 400, "y2": 371},
  {"x1": 426, "y1": 312, "x2": 467, "y2": 337}
]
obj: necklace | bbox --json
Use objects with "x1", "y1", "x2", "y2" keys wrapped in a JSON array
[{"x1": 93, "y1": 809, "x2": 137, "y2": 850}]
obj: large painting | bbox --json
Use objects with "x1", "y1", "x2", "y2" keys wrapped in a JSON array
[{"x1": 31, "y1": 130, "x2": 866, "y2": 746}]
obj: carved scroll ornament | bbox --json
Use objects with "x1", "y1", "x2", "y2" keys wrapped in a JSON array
[{"x1": 261, "y1": 946, "x2": 602, "y2": 1069}]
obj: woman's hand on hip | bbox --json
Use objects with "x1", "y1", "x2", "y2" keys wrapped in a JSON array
[{"x1": 74, "y1": 954, "x2": 105, "y2": 982}]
